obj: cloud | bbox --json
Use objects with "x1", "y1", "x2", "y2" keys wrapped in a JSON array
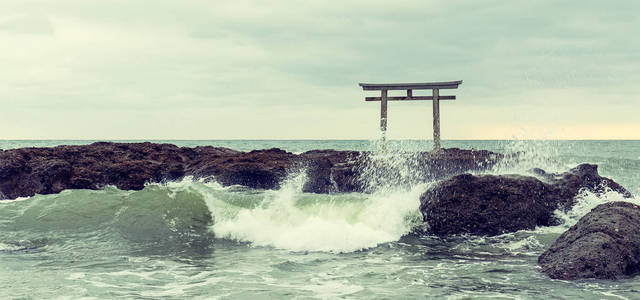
[
  {"x1": 0, "y1": 13, "x2": 54, "y2": 35},
  {"x1": 0, "y1": 0, "x2": 638, "y2": 139}
]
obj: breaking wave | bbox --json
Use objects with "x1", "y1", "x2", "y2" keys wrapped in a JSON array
[{"x1": 211, "y1": 172, "x2": 426, "y2": 252}]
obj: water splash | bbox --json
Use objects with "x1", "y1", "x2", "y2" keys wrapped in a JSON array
[
  {"x1": 492, "y1": 139, "x2": 565, "y2": 175},
  {"x1": 358, "y1": 139, "x2": 435, "y2": 193},
  {"x1": 552, "y1": 189, "x2": 637, "y2": 230},
  {"x1": 209, "y1": 140, "x2": 432, "y2": 252},
  {"x1": 210, "y1": 166, "x2": 426, "y2": 252}
]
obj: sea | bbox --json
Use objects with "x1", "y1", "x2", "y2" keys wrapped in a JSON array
[{"x1": 1, "y1": 140, "x2": 639, "y2": 299}]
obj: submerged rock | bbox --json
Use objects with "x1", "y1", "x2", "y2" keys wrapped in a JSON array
[
  {"x1": 419, "y1": 164, "x2": 631, "y2": 236},
  {"x1": 0, "y1": 142, "x2": 501, "y2": 199},
  {"x1": 539, "y1": 201, "x2": 640, "y2": 280}
]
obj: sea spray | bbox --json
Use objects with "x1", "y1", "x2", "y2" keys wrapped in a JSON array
[
  {"x1": 492, "y1": 139, "x2": 565, "y2": 175},
  {"x1": 359, "y1": 139, "x2": 436, "y2": 192},
  {"x1": 551, "y1": 188, "x2": 638, "y2": 231},
  {"x1": 210, "y1": 142, "x2": 433, "y2": 252},
  {"x1": 488, "y1": 140, "x2": 638, "y2": 232}
]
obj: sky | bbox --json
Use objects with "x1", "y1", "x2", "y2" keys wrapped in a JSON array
[{"x1": 1, "y1": 0, "x2": 639, "y2": 140}]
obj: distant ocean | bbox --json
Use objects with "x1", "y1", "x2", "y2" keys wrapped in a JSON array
[{"x1": 1, "y1": 140, "x2": 639, "y2": 299}]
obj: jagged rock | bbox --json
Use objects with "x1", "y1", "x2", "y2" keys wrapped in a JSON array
[
  {"x1": 539, "y1": 201, "x2": 640, "y2": 280},
  {"x1": 533, "y1": 164, "x2": 631, "y2": 208},
  {"x1": 419, "y1": 164, "x2": 631, "y2": 236},
  {"x1": 0, "y1": 142, "x2": 501, "y2": 199}
]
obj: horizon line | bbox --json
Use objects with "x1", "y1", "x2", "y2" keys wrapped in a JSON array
[{"x1": 2, "y1": 138, "x2": 639, "y2": 141}]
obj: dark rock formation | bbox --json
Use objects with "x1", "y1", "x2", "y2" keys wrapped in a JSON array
[
  {"x1": 539, "y1": 201, "x2": 640, "y2": 280},
  {"x1": 188, "y1": 147, "x2": 298, "y2": 190},
  {"x1": 0, "y1": 142, "x2": 501, "y2": 200},
  {"x1": 532, "y1": 164, "x2": 631, "y2": 208},
  {"x1": 419, "y1": 164, "x2": 632, "y2": 236}
]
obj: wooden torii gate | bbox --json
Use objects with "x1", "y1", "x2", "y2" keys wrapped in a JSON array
[{"x1": 359, "y1": 80, "x2": 462, "y2": 151}]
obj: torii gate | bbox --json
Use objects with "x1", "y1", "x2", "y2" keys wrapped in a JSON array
[{"x1": 359, "y1": 80, "x2": 462, "y2": 151}]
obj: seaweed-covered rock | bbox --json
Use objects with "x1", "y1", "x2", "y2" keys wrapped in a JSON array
[{"x1": 539, "y1": 201, "x2": 640, "y2": 280}]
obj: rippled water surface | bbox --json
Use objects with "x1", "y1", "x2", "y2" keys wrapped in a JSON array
[{"x1": 1, "y1": 140, "x2": 639, "y2": 299}]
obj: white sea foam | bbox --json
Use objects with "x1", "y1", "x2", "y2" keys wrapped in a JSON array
[
  {"x1": 497, "y1": 235, "x2": 545, "y2": 255},
  {"x1": 0, "y1": 196, "x2": 32, "y2": 204},
  {"x1": 555, "y1": 189, "x2": 637, "y2": 228},
  {"x1": 0, "y1": 242, "x2": 21, "y2": 251},
  {"x1": 145, "y1": 176, "x2": 224, "y2": 191},
  {"x1": 520, "y1": 188, "x2": 638, "y2": 237},
  {"x1": 302, "y1": 277, "x2": 364, "y2": 298},
  {"x1": 211, "y1": 171, "x2": 426, "y2": 253}
]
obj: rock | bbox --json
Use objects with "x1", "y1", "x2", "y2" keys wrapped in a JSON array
[
  {"x1": 419, "y1": 164, "x2": 631, "y2": 236},
  {"x1": 0, "y1": 142, "x2": 502, "y2": 200},
  {"x1": 188, "y1": 148, "x2": 297, "y2": 190},
  {"x1": 539, "y1": 201, "x2": 640, "y2": 280},
  {"x1": 33, "y1": 159, "x2": 72, "y2": 194},
  {"x1": 420, "y1": 173, "x2": 559, "y2": 236},
  {"x1": 298, "y1": 150, "x2": 363, "y2": 193},
  {"x1": 532, "y1": 164, "x2": 632, "y2": 207}
]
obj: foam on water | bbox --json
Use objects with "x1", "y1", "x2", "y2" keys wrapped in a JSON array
[
  {"x1": 210, "y1": 170, "x2": 426, "y2": 252},
  {"x1": 547, "y1": 189, "x2": 638, "y2": 232},
  {"x1": 0, "y1": 242, "x2": 22, "y2": 251}
]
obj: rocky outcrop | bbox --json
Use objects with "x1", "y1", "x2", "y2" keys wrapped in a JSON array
[
  {"x1": 531, "y1": 164, "x2": 631, "y2": 208},
  {"x1": 0, "y1": 142, "x2": 501, "y2": 200},
  {"x1": 539, "y1": 201, "x2": 640, "y2": 280},
  {"x1": 419, "y1": 164, "x2": 632, "y2": 236}
]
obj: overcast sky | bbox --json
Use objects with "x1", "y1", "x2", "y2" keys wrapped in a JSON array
[{"x1": 1, "y1": 0, "x2": 639, "y2": 139}]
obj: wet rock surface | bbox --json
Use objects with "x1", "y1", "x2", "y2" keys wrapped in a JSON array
[
  {"x1": 0, "y1": 142, "x2": 501, "y2": 199},
  {"x1": 419, "y1": 164, "x2": 632, "y2": 236},
  {"x1": 539, "y1": 201, "x2": 640, "y2": 280}
]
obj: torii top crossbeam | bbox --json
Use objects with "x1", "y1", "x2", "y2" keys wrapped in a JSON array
[
  {"x1": 359, "y1": 81, "x2": 462, "y2": 90},
  {"x1": 359, "y1": 80, "x2": 463, "y2": 151}
]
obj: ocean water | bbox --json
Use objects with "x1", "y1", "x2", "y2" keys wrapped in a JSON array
[{"x1": 1, "y1": 140, "x2": 639, "y2": 299}]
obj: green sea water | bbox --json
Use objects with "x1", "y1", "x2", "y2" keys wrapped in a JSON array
[{"x1": 1, "y1": 140, "x2": 639, "y2": 299}]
